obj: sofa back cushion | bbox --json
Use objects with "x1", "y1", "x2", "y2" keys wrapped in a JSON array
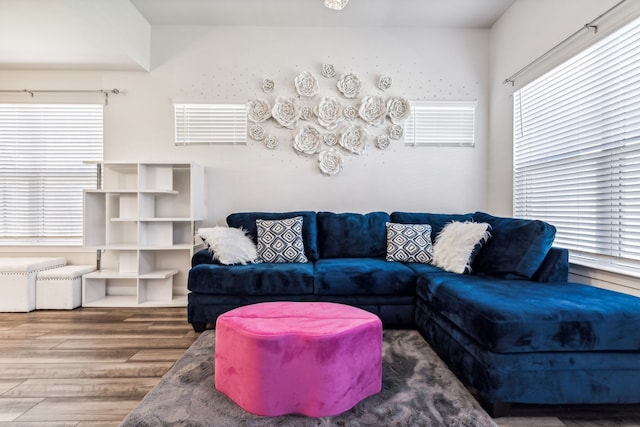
[
  {"x1": 318, "y1": 211, "x2": 390, "y2": 258},
  {"x1": 226, "y1": 211, "x2": 319, "y2": 261},
  {"x1": 390, "y1": 212, "x2": 474, "y2": 241},
  {"x1": 471, "y1": 211, "x2": 556, "y2": 279}
]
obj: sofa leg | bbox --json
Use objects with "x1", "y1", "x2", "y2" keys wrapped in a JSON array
[
  {"x1": 483, "y1": 402, "x2": 511, "y2": 418},
  {"x1": 191, "y1": 322, "x2": 207, "y2": 333}
]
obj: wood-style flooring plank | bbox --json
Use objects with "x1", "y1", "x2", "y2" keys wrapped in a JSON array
[
  {"x1": 16, "y1": 398, "x2": 138, "y2": 422},
  {"x1": 0, "y1": 362, "x2": 173, "y2": 379}
]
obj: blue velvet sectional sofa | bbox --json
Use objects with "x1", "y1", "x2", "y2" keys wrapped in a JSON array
[{"x1": 187, "y1": 210, "x2": 640, "y2": 416}]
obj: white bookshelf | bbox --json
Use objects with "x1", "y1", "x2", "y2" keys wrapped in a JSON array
[{"x1": 82, "y1": 162, "x2": 204, "y2": 307}]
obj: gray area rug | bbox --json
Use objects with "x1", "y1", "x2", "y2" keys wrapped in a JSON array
[{"x1": 121, "y1": 329, "x2": 497, "y2": 427}]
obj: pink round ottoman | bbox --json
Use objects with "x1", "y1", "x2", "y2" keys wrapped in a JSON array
[{"x1": 214, "y1": 301, "x2": 382, "y2": 417}]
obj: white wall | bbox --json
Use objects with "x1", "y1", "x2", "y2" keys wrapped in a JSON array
[
  {"x1": 1, "y1": 25, "x2": 488, "y2": 257},
  {"x1": 487, "y1": 0, "x2": 637, "y2": 215}
]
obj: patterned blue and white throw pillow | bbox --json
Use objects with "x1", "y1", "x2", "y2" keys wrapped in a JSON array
[
  {"x1": 385, "y1": 222, "x2": 433, "y2": 264},
  {"x1": 256, "y1": 216, "x2": 308, "y2": 263}
]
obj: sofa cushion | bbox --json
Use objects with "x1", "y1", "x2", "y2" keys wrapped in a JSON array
[
  {"x1": 416, "y1": 272, "x2": 640, "y2": 353},
  {"x1": 472, "y1": 212, "x2": 556, "y2": 279},
  {"x1": 188, "y1": 262, "x2": 314, "y2": 296},
  {"x1": 385, "y1": 222, "x2": 433, "y2": 264},
  {"x1": 317, "y1": 212, "x2": 389, "y2": 258},
  {"x1": 256, "y1": 216, "x2": 308, "y2": 263},
  {"x1": 314, "y1": 258, "x2": 416, "y2": 296},
  {"x1": 432, "y1": 221, "x2": 491, "y2": 274},
  {"x1": 197, "y1": 226, "x2": 257, "y2": 265},
  {"x1": 227, "y1": 211, "x2": 319, "y2": 261},
  {"x1": 390, "y1": 212, "x2": 474, "y2": 241}
]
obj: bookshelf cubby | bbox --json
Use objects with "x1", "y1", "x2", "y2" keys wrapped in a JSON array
[{"x1": 82, "y1": 162, "x2": 204, "y2": 307}]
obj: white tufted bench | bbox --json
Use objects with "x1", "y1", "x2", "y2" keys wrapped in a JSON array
[
  {"x1": 0, "y1": 257, "x2": 67, "y2": 312},
  {"x1": 36, "y1": 264, "x2": 96, "y2": 310}
]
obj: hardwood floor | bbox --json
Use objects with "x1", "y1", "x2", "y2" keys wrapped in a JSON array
[
  {"x1": 0, "y1": 307, "x2": 638, "y2": 426},
  {"x1": 0, "y1": 307, "x2": 197, "y2": 426}
]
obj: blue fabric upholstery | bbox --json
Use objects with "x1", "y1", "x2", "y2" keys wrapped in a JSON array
[
  {"x1": 472, "y1": 211, "x2": 556, "y2": 279},
  {"x1": 188, "y1": 262, "x2": 314, "y2": 296},
  {"x1": 417, "y1": 302, "x2": 640, "y2": 406},
  {"x1": 390, "y1": 211, "x2": 474, "y2": 240},
  {"x1": 417, "y1": 272, "x2": 640, "y2": 353},
  {"x1": 314, "y1": 258, "x2": 416, "y2": 296},
  {"x1": 317, "y1": 211, "x2": 390, "y2": 258},
  {"x1": 532, "y1": 247, "x2": 569, "y2": 282},
  {"x1": 226, "y1": 211, "x2": 319, "y2": 261}
]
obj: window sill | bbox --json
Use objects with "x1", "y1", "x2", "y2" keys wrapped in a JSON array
[{"x1": 570, "y1": 259, "x2": 640, "y2": 298}]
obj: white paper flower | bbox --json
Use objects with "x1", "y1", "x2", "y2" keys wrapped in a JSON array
[
  {"x1": 359, "y1": 96, "x2": 387, "y2": 127},
  {"x1": 293, "y1": 125, "x2": 321, "y2": 156},
  {"x1": 339, "y1": 124, "x2": 367, "y2": 155},
  {"x1": 387, "y1": 97, "x2": 411, "y2": 123},
  {"x1": 314, "y1": 96, "x2": 343, "y2": 130},
  {"x1": 300, "y1": 106, "x2": 313, "y2": 121},
  {"x1": 264, "y1": 134, "x2": 278, "y2": 149},
  {"x1": 337, "y1": 73, "x2": 362, "y2": 99},
  {"x1": 378, "y1": 75, "x2": 392, "y2": 91},
  {"x1": 318, "y1": 149, "x2": 343, "y2": 176},
  {"x1": 376, "y1": 134, "x2": 390, "y2": 149},
  {"x1": 262, "y1": 78, "x2": 274, "y2": 93},
  {"x1": 389, "y1": 124, "x2": 404, "y2": 140},
  {"x1": 271, "y1": 96, "x2": 301, "y2": 129},
  {"x1": 324, "y1": 132, "x2": 338, "y2": 146},
  {"x1": 322, "y1": 63, "x2": 336, "y2": 78},
  {"x1": 248, "y1": 124, "x2": 266, "y2": 141},
  {"x1": 343, "y1": 105, "x2": 358, "y2": 120},
  {"x1": 247, "y1": 99, "x2": 271, "y2": 123},
  {"x1": 295, "y1": 71, "x2": 319, "y2": 98}
]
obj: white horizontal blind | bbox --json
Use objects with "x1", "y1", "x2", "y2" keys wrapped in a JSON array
[
  {"x1": 404, "y1": 100, "x2": 476, "y2": 147},
  {"x1": 174, "y1": 103, "x2": 247, "y2": 145},
  {"x1": 513, "y1": 16, "x2": 640, "y2": 271},
  {"x1": 0, "y1": 104, "x2": 103, "y2": 245}
]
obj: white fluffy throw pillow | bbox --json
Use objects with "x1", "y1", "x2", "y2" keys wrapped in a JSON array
[
  {"x1": 197, "y1": 227, "x2": 258, "y2": 265},
  {"x1": 432, "y1": 221, "x2": 491, "y2": 274}
]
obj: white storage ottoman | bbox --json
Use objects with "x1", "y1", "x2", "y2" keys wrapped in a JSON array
[
  {"x1": 0, "y1": 257, "x2": 67, "y2": 312},
  {"x1": 36, "y1": 265, "x2": 96, "y2": 310}
]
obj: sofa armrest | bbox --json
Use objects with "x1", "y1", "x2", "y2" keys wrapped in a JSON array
[
  {"x1": 191, "y1": 249, "x2": 218, "y2": 267},
  {"x1": 531, "y1": 247, "x2": 569, "y2": 282}
]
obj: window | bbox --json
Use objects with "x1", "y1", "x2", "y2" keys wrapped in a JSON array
[
  {"x1": 513, "y1": 17, "x2": 640, "y2": 273},
  {"x1": 404, "y1": 100, "x2": 476, "y2": 147},
  {"x1": 174, "y1": 103, "x2": 247, "y2": 145},
  {"x1": 0, "y1": 103, "x2": 103, "y2": 245}
]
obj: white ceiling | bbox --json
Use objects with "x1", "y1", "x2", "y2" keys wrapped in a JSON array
[
  {"x1": 0, "y1": 0, "x2": 516, "y2": 71},
  {"x1": 130, "y1": 0, "x2": 516, "y2": 28}
]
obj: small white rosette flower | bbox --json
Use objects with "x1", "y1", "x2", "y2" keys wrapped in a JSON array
[
  {"x1": 359, "y1": 96, "x2": 387, "y2": 127},
  {"x1": 376, "y1": 134, "x2": 390, "y2": 149},
  {"x1": 247, "y1": 99, "x2": 271, "y2": 123},
  {"x1": 318, "y1": 148, "x2": 343, "y2": 176},
  {"x1": 337, "y1": 73, "x2": 362, "y2": 99},
  {"x1": 314, "y1": 96, "x2": 343, "y2": 130},
  {"x1": 386, "y1": 97, "x2": 411, "y2": 124},
  {"x1": 248, "y1": 124, "x2": 265, "y2": 141},
  {"x1": 293, "y1": 125, "x2": 322, "y2": 156},
  {"x1": 272, "y1": 96, "x2": 301, "y2": 129},
  {"x1": 378, "y1": 75, "x2": 392, "y2": 91},
  {"x1": 322, "y1": 63, "x2": 336, "y2": 78},
  {"x1": 262, "y1": 78, "x2": 274, "y2": 93},
  {"x1": 339, "y1": 124, "x2": 368, "y2": 155},
  {"x1": 343, "y1": 105, "x2": 358, "y2": 120},
  {"x1": 389, "y1": 124, "x2": 404, "y2": 140},
  {"x1": 264, "y1": 134, "x2": 279, "y2": 149},
  {"x1": 295, "y1": 71, "x2": 319, "y2": 98}
]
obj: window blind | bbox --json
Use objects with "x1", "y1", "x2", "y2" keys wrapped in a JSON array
[
  {"x1": 513, "y1": 16, "x2": 640, "y2": 272},
  {"x1": 174, "y1": 103, "x2": 247, "y2": 145},
  {"x1": 0, "y1": 103, "x2": 103, "y2": 245},
  {"x1": 404, "y1": 100, "x2": 476, "y2": 147}
]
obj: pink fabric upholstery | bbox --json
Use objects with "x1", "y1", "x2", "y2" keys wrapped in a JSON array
[{"x1": 215, "y1": 301, "x2": 382, "y2": 417}]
